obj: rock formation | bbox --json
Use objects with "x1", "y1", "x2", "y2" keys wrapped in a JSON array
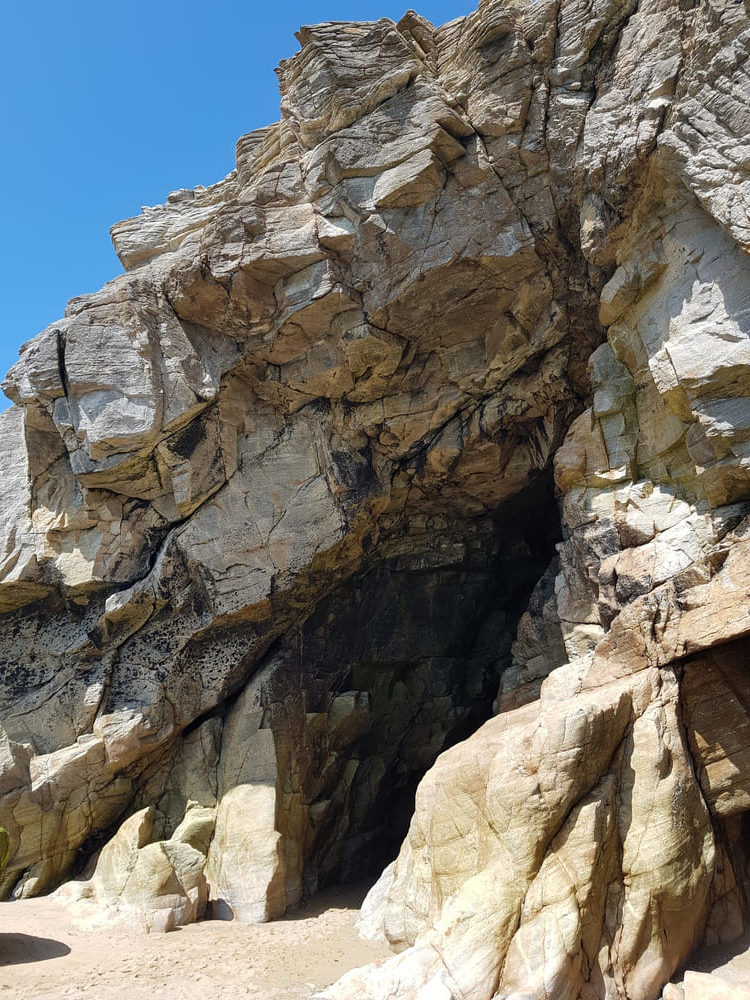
[{"x1": 1, "y1": 0, "x2": 749, "y2": 997}]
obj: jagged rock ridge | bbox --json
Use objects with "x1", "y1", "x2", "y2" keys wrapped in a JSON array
[{"x1": 1, "y1": 1, "x2": 749, "y2": 998}]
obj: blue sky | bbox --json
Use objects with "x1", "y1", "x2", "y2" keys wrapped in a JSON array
[{"x1": 0, "y1": 1, "x2": 476, "y2": 404}]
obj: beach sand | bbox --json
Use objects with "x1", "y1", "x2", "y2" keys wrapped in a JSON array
[{"x1": 0, "y1": 885, "x2": 390, "y2": 1000}]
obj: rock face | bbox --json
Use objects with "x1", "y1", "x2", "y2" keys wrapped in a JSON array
[
  {"x1": 1, "y1": 1, "x2": 749, "y2": 998},
  {"x1": 52, "y1": 806, "x2": 208, "y2": 932}
]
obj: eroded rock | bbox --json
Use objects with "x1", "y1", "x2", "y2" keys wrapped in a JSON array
[
  {"x1": 1, "y1": 1, "x2": 750, "y2": 998},
  {"x1": 53, "y1": 807, "x2": 208, "y2": 932}
]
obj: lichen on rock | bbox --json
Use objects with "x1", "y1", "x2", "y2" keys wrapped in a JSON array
[{"x1": 1, "y1": 1, "x2": 750, "y2": 998}]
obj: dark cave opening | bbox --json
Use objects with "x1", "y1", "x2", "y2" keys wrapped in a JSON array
[
  {"x1": 258, "y1": 471, "x2": 564, "y2": 898},
  {"x1": 12, "y1": 470, "x2": 564, "y2": 911}
]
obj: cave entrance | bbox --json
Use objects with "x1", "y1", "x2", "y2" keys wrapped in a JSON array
[{"x1": 258, "y1": 472, "x2": 563, "y2": 901}]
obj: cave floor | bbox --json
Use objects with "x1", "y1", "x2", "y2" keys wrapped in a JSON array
[
  {"x1": 0, "y1": 885, "x2": 389, "y2": 1000},
  {"x1": 681, "y1": 932, "x2": 750, "y2": 995}
]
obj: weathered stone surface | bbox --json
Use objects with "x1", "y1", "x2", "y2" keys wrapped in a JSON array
[
  {"x1": 682, "y1": 973, "x2": 750, "y2": 1000},
  {"x1": 1, "y1": 1, "x2": 750, "y2": 998},
  {"x1": 332, "y1": 668, "x2": 714, "y2": 1000},
  {"x1": 682, "y1": 643, "x2": 750, "y2": 819},
  {"x1": 53, "y1": 807, "x2": 208, "y2": 932},
  {"x1": 0, "y1": 826, "x2": 8, "y2": 880}
]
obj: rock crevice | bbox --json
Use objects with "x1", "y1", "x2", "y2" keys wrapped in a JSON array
[{"x1": 1, "y1": 2, "x2": 750, "y2": 998}]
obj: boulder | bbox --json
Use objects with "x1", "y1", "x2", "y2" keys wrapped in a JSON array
[{"x1": 53, "y1": 807, "x2": 208, "y2": 933}]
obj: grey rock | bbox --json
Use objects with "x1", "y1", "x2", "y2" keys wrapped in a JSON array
[{"x1": 1, "y1": 3, "x2": 750, "y2": 999}]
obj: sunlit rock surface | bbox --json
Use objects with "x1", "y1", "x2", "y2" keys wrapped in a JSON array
[{"x1": 1, "y1": 1, "x2": 750, "y2": 998}]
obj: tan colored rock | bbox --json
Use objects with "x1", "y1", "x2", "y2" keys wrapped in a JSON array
[
  {"x1": 326, "y1": 668, "x2": 715, "y2": 1000},
  {"x1": 54, "y1": 807, "x2": 208, "y2": 932},
  {"x1": 683, "y1": 973, "x2": 750, "y2": 1000},
  {"x1": 664, "y1": 987, "x2": 686, "y2": 1000},
  {"x1": 204, "y1": 678, "x2": 285, "y2": 923},
  {"x1": 497, "y1": 776, "x2": 619, "y2": 1000},
  {"x1": 171, "y1": 802, "x2": 216, "y2": 855},
  {"x1": 356, "y1": 861, "x2": 395, "y2": 943},
  {"x1": 0, "y1": 0, "x2": 749, "y2": 996},
  {"x1": 681, "y1": 645, "x2": 750, "y2": 818}
]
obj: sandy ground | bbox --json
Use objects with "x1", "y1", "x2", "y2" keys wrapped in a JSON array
[
  {"x1": 684, "y1": 931, "x2": 750, "y2": 989},
  {"x1": 4, "y1": 888, "x2": 750, "y2": 1000},
  {"x1": 0, "y1": 886, "x2": 390, "y2": 1000}
]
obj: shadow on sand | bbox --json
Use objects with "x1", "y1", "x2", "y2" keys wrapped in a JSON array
[
  {"x1": 677, "y1": 930, "x2": 750, "y2": 983},
  {"x1": 279, "y1": 883, "x2": 371, "y2": 923},
  {"x1": 0, "y1": 933, "x2": 71, "y2": 966}
]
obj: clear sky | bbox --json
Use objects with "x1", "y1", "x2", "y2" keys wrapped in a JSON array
[{"x1": 0, "y1": 1, "x2": 477, "y2": 404}]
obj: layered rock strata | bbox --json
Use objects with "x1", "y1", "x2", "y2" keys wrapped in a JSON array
[{"x1": 1, "y1": 1, "x2": 749, "y2": 999}]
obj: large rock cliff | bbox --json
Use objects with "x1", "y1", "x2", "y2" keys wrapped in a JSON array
[{"x1": 1, "y1": 0, "x2": 750, "y2": 997}]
